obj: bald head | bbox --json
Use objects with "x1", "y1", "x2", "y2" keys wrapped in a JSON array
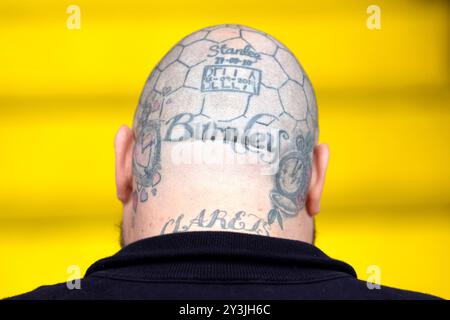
[
  {"x1": 134, "y1": 25, "x2": 317, "y2": 138},
  {"x1": 120, "y1": 25, "x2": 324, "y2": 243}
]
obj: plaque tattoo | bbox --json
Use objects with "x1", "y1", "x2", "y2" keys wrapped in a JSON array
[{"x1": 201, "y1": 65, "x2": 261, "y2": 95}]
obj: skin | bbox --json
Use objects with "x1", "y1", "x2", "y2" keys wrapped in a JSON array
[{"x1": 114, "y1": 25, "x2": 329, "y2": 246}]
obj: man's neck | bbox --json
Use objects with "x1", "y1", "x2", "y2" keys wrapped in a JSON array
[{"x1": 123, "y1": 142, "x2": 314, "y2": 245}]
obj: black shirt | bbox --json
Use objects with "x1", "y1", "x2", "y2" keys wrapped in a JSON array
[{"x1": 8, "y1": 232, "x2": 440, "y2": 300}]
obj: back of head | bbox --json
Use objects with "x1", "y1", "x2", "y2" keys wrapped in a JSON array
[{"x1": 120, "y1": 25, "x2": 321, "y2": 245}]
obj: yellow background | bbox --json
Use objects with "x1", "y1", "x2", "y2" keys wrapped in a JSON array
[{"x1": 1, "y1": 0, "x2": 449, "y2": 298}]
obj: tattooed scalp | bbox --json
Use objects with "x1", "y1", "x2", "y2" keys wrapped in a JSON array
[{"x1": 132, "y1": 24, "x2": 318, "y2": 231}]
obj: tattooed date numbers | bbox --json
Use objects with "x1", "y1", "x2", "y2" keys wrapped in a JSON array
[{"x1": 201, "y1": 65, "x2": 261, "y2": 95}]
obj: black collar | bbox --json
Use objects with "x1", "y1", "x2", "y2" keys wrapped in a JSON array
[{"x1": 86, "y1": 232, "x2": 356, "y2": 283}]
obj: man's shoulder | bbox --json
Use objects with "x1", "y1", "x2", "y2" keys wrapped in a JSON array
[
  {"x1": 5, "y1": 277, "x2": 443, "y2": 300},
  {"x1": 5, "y1": 282, "x2": 88, "y2": 300},
  {"x1": 330, "y1": 277, "x2": 442, "y2": 300}
]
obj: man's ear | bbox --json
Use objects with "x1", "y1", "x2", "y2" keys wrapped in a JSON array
[
  {"x1": 306, "y1": 144, "x2": 329, "y2": 217},
  {"x1": 114, "y1": 125, "x2": 134, "y2": 204}
]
